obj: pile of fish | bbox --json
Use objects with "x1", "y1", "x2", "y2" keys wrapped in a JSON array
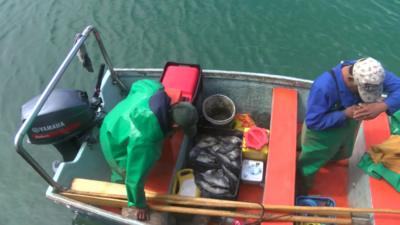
[{"x1": 189, "y1": 135, "x2": 242, "y2": 199}]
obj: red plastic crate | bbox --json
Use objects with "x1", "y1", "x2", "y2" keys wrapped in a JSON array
[{"x1": 160, "y1": 62, "x2": 201, "y2": 103}]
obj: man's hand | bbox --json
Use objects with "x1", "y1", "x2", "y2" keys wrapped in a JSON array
[
  {"x1": 122, "y1": 206, "x2": 150, "y2": 221},
  {"x1": 353, "y1": 102, "x2": 388, "y2": 121},
  {"x1": 343, "y1": 105, "x2": 360, "y2": 119}
]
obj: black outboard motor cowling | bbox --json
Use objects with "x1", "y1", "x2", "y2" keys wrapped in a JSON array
[{"x1": 21, "y1": 89, "x2": 96, "y2": 161}]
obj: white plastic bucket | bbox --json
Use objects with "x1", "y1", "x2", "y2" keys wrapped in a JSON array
[{"x1": 202, "y1": 94, "x2": 236, "y2": 127}]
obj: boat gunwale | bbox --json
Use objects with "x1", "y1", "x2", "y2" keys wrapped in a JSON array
[{"x1": 113, "y1": 68, "x2": 313, "y2": 89}]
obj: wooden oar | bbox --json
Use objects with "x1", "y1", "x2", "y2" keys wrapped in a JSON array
[
  {"x1": 146, "y1": 193, "x2": 350, "y2": 217},
  {"x1": 149, "y1": 204, "x2": 353, "y2": 225},
  {"x1": 62, "y1": 187, "x2": 351, "y2": 217},
  {"x1": 61, "y1": 192, "x2": 352, "y2": 224},
  {"x1": 68, "y1": 178, "x2": 400, "y2": 217}
]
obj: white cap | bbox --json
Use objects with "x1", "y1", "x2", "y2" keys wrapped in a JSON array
[{"x1": 352, "y1": 57, "x2": 385, "y2": 103}]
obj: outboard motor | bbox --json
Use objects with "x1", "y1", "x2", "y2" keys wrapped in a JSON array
[{"x1": 21, "y1": 89, "x2": 97, "y2": 162}]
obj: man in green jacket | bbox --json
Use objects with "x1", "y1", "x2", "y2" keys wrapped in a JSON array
[{"x1": 99, "y1": 79, "x2": 198, "y2": 221}]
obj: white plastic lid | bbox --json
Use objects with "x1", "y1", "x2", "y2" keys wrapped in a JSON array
[{"x1": 240, "y1": 159, "x2": 264, "y2": 182}]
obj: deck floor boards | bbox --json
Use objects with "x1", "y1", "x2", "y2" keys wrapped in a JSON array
[{"x1": 309, "y1": 160, "x2": 349, "y2": 207}]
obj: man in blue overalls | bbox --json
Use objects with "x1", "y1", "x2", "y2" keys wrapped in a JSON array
[{"x1": 299, "y1": 57, "x2": 400, "y2": 191}]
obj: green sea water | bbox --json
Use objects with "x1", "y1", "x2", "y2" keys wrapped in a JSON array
[{"x1": 1, "y1": 0, "x2": 400, "y2": 224}]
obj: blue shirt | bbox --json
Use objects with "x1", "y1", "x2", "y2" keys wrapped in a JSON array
[{"x1": 306, "y1": 60, "x2": 400, "y2": 131}]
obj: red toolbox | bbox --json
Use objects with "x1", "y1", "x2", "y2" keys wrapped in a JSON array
[{"x1": 160, "y1": 62, "x2": 202, "y2": 103}]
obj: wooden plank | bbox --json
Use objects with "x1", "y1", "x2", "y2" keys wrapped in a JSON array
[
  {"x1": 62, "y1": 192, "x2": 127, "y2": 208},
  {"x1": 70, "y1": 178, "x2": 126, "y2": 199},
  {"x1": 262, "y1": 87, "x2": 298, "y2": 225},
  {"x1": 69, "y1": 178, "x2": 159, "y2": 199},
  {"x1": 363, "y1": 112, "x2": 400, "y2": 225}
]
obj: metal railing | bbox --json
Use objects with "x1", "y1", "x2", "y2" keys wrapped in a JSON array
[{"x1": 14, "y1": 25, "x2": 127, "y2": 191}]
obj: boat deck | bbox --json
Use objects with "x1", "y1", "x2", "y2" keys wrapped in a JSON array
[{"x1": 310, "y1": 160, "x2": 349, "y2": 207}]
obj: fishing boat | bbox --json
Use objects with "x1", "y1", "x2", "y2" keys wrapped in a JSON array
[{"x1": 14, "y1": 26, "x2": 400, "y2": 225}]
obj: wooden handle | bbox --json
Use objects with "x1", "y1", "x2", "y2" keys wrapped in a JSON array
[
  {"x1": 149, "y1": 204, "x2": 354, "y2": 224},
  {"x1": 147, "y1": 194, "x2": 351, "y2": 217},
  {"x1": 68, "y1": 178, "x2": 400, "y2": 217}
]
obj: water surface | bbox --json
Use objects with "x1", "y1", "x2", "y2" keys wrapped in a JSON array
[{"x1": 1, "y1": 1, "x2": 400, "y2": 224}]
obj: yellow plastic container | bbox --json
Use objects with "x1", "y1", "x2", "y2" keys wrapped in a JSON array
[
  {"x1": 172, "y1": 169, "x2": 200, "y2": 197},
  {"x1": 242, "y1": 127, "x2": 269, "y2": 161}
]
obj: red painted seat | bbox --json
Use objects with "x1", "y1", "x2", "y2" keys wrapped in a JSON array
[
  {"x1": 363, "y1": 113, "x2": 400, "y2": 225},
  {"x1": 262, "y1": 87, "x2": 298, "y2": 225},
  {"x1": 144, "y1": 131, "x2": 184, "y2": 194}
]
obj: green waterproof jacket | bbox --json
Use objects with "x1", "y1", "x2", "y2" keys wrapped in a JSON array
[{"x1": 99, "y1": 79, "x2": 166, "y2": 208}]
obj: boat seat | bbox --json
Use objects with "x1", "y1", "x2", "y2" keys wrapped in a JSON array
[
  {"x1": 262, "y1": 87, "x2": 298, "y2": 225},
  {"x1": 144, "y1": 131, "x2": 184, "y2": 194},
  {"x1": 363, "y1": 113, "x2": 400, "y2": 225}
]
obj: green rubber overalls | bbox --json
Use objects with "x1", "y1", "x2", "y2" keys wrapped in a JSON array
[
  {"x1": 99, "y1": 80, "x2": 165, "y2": 208},
  {"x1": 298, "y1": 71, "x2": 360, "y2": 187}
]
